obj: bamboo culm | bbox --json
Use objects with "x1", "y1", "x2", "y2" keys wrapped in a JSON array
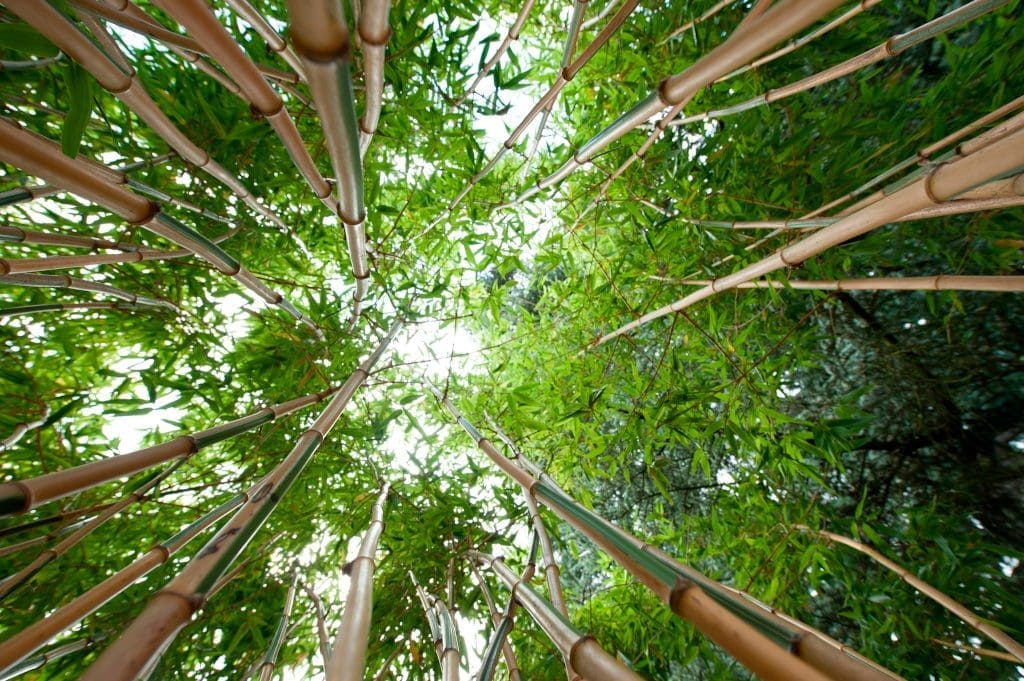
[
  {"x1": 0, "y1": 272, "x2": 179, "y2": 312},
  {"x1": 660, "y1": 275, "x2": 1024, "y2": 294},
  {"x1": 469, "y1": 561, "x2": 522, "y2": 681},
  {"x1": 77, "y1": 325, "x2": 399, "y2": 681},
  {"x1": 256, "y1": 571, "x2": 300, "y2": 681}
]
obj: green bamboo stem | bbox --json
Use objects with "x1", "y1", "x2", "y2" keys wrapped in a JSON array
[
  {"x1": 149, "y1": 0, "x2": 336, "y2": 213},
  {"x1": 795, "y1": 525, "x2": 1024, "y2": 663},
  {"x1": 0, "y1": 184, "x2": 58, "y2": 206},
  {"x1": 581, "y1": 0, "x2": 620, "y2": 30},
  {"x1": 594, "y1": 124, "x2": 1024, "y2": 347},
  {"x1": 669, "y1": 0, "x2": 1010, "y2": 129},
  {"x1": 256, "y1": 571, "x2": 300, "y2": 681},
  {"x1": 420, "y1": 0, "x2": 641, "y2": 235},
  {"x1": 0, "y1": 634, "x2": 106, "y2": 681},
  {"x1": 516, "y1": 0, "x2": 846, "y2": 204},
  {"x1": 299, "y1": 581, "x2": 332, "y2": 670},
  {"x1": 456, "y1": 0, "x2": 538, "y2": 104},
  {"x1": 661, "y1": 0, "x2": 736, "y2": 44},
  {"x1": 0, "y1": 302, "x2": 153, "y2": 318},
  {"x1": 224, "y1": 0, "x2": 306, "y2": 79},
  {"x1": 4, "y1": 0, "x2": 292, "y2": 235},
  {"x1": 0, "y1": 404, "x2": 50, "y2": 454},
  {"x1": 0, "y1": 501, "x2": 117, "y2": 541},
  {"x1": 441, "y1": 400, "x2": 897, "y2": 681},
  {"x1": 0, "y1": 118, "x2": 321, "y2": 335},
  {"x1": 1, "y1": 272, "x2": 178, "y2": 311},
  {"x1": 0, "y1": 493, "x2": 245, "y2": 674},
  {"x1": 659, "y1": 275, "x2": 1024, "y2": 293},
  {"x1": 469, "y1": 561, "x2": 522, "y2": 681},
  {"x1": 0, "y1": 387, "x2": 338, "y2": 517},
  {"x1": 358, "y1": 0, "x2": 391, "y2": 157},
  {"x1": 0, "y1": 460, "x2": 182, "y2": 602},
  {"x1": 471, "y1": 552, "x2": 646, "y2": 681},
  {"x1": 286, "y1": 0, "x2": 371, "y2": 324},
  {"x1": 0, "y1": 248, "x2": 193, "y2": 276},
  {"x1": 326, "y1": 483, "x2": 391, "y2": 681},
  {"x1": 426, "y1": 589, "x2": 461, "y2": 681},
  {"x1": 77, "y1": 325, "x2": 399, "y2": 681},
  {"x1": 721, "y1": 0, "x2": 884, "y2": 81}
]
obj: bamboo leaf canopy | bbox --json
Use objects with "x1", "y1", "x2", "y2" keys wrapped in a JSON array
[{"x1": 0, "y1": 1, "x2": 1022, "y2": 679}]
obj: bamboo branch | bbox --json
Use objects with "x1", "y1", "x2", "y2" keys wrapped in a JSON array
[
  {"x1": 0, "y1": 405, "x2": 50, "y2": 454},
  {"x1": 224, "y1": 0, "x2": 306, "y2": 79},
  {"x1": 299, "y1": 581, "x2": 332, "y2": 670},
  {"x1": 456, "y1": 0, "x2": 538, "y2": 104},
  {"x1": 661, "y1": 0, "x2": 735, "y2": 44},
  {"x1": 1, "y1": 273, "x2": 179, "y2": 312},
  {"x1": 256, "y1": 571, "x2": 299, "y2": 680},
  {"x1": 0, "y1": 634, "x2": 106, "y2": 681},
  {"x1": 0, "y1": 301, "x2": 156, "y2": 318},
  {"x1": 326, "y1": 483, "x2": 391, "y2": 681},
  {"x1": 469, "y1": 562, "x2": 521, "y2": 681},
  {"x1": 795, "y1": 525, "x2": 1024, "y2": 663},
  {"x1": 0, "y1": 493, "x2": 245, "y2": 674},
  {"x1": 0, "y1": 248, "x2": 192, "y2": 275},
  {"x1": 77, "y1": 325, "x2": 400, "y2": 681},
  {"x1": 931, "y1": 638, "x2": 1020, "y2": 663},
  {"x1": 0, "y1": 501, "x2": 117, "y2": 541},
  {"x1": 658, "y1": 275, "x2": 1024, "y2": 293},
  {"x1": 0, "y1": 387, "x2": 338, "y2": 517}
]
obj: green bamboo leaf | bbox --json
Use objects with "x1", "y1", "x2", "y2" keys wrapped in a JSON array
[
  {"x1": 60, "y1": 63, "x2": 94, "y2": 158},
  {"x1": 0, "y1": 23, "x2": 60, "y2": 57}
]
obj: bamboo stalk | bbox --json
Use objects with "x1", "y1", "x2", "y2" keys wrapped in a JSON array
[
  {"x1": 469, "y1": 562, "x2": 522, "y2": 681},
  {"x1": 669, "y1": 0, "x2": 1010, "y2": 129},
  {"x1": 0, "y1": 118, "x2": 321, "y2": 335},
  {"x1": 77, "y1": 325, "x2": 399, "y2": 681},
  {"x1": 0, "y1": 224, "x2": 138, "y2": 252},
  {"x1": 0, "y1": 54, "x2": 64, "y2": 72},
  {"x1": 0, "y1": 387, "x2": 338, "y2": 517},
  {"x1": 593, "y1": 124, "x2": 1024, "y2": 347},
  {"x1": 1, "y1": 272, "x2": 178, "y2": 311},
  {"x1": 256, "y1": 571, "x2": 299, "y2": 681},
  {"x1": 456, "y1": 0, "x2": 538, "y2": 104},
  {"x1": 472, "y1": 552, "x2": 646, "y2": 681},
  {"x1": 440, "y1": 400, "x2": 898, "y2": 681},
  {"x1": 326, "y1": 483, "x2": 391, "y2": 681},
  {"x1": 0, "y1": 519, "x2": 88, "y2": 559},
  {"x1": 225, "y1": 0, "x2": 306, "y2": 79},
  {"x1": 515, "y1": 0, "x2": 846, "y2": 204},
  {"x1": 4, "y1": 0, "x2": 292, "y2": 235},
  {"x1": 0, "y1": 248, "x2": 192, "y2": 275},
  {"x1": 931, "y1": 638, "x2": 1020, "y2": 663},
  {"x1": 300, "y1": 581, "x2": 332, "y2": 670},
  {"x1": 0, "y1": 493, "x2": 245, "y2": 674},
  {"x1": 0, "y1": 634, "x2": 106, "y2": 681},
  {"x1": 795, "y1": 525, "x2": 1024, "y2": 663},
  {"x1": 660, "y1": 275, "x2": 1024, "y2": 293},
  {"x1": 582, "y1": 0, "x2": 620, "y2": 30},
  {"x1": 0, "y1": 405, "x2": 50, "y2": 454},
  {"x1": 286, "y1": 1, "x2": 371, "y2": 324},
  {"x1": 0, "y1": 460, "x2": 182, "y2": 601},
  {"x1": 661, "y1": 0, "x2": 735, "y2": 44},
  {"x1": 358, "y1": 0, "x2": 392, "y2": 157},
  {"x1": 0, "y1": 301, "x2": 154, "y2": 318},
  {"x1": 0, "y1": 501, "x2": 117, "y2": 541}
]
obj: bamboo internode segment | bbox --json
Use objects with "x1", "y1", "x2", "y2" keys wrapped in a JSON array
[
  {"x1": 257, "y1": 572, "x2": 299, "y2": 681},
  {"x1": 469, "y1": 561, "x2": 522, "y2": 681},
  {"x1": 224, "y1": 0, "x2": 306, "y2": 79},
  {"x1": 0, "y1": 118, "x2": 321, "y2": 334},
  {"x1": 663, "y1": 276, "x2": 1024, "y2": 293},
  {"x1": 0, "y1": 405, "x2": 49, "y2": 454},
  {"x1": 458, "y1": 0, "x2": 538, "y2": 103},
  {"x1": 326, "y1": 483, "x2": 390, "y2": 681},
  {"x1": 0, "y1": 301, "x2": 155, "y2": 318},
  {"x1": 300, "y1": 581, "x2": 332, "y2": 670},
  {"x1": 0, "y1": 225, "x2": 137, "y2": 251},
  {"x1": 0, "y1": 273, "x2": 178, "y2": 311},
  {"x1": 440, "y1": 401, "x2": 898, "y2": 681},
  {"x1": 795, "y1": 526, "x2": 1024, "y2": 663},
  {"x1": 516, "y1": 0, "x2": 846, "y2": 204},
  {"x1": 4, "y1": 0, "x2": 290, "y2": 233},
  {"x1": 472, "y1": 552, "x2": 646, "y2": 681},
  {"x1": 0, "y1": 248, "x2": 191, "y2": 276},
  {"x1": 78, "y1": 325, "x2": 399, "y2": 681},
  {"x1": 0, "y1": 635, "x2": 104, "y2": 681},
  {"x1": 594, "y1": 124, "x2": 1024, "y2": 346},
  {"x1": 0, "y1": 387, "x2": 337, "y2": 517},
  {"x1": 0, "y1": 494, "x2": 245, "y2": 674},
  {"x1": 669, "y1": 0, "x2": 1010, "y2": 128},
  {"x1": 358, "y1": 0, "x2": 391, "y2": 157}
]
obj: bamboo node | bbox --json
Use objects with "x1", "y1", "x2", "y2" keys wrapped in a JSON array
[
  {"x1": 882, "y1": 37, "x2": 897, "y2": 57},
  {"x1": 158, "y1": 587, "x2": 205, "y2": 614},
  {"x1": 668, "y1": 575, "x2": 696, "y2": 612},
  {"x1": 358, "y1": 26, "x2": 392, "y2": 48},
  {"x1": 561, "y1": 67, "x2": 575, "y2": 82},
  {"x1": 922, "y1": 165, "x2": 946, "y2": 205},
  {"x1": 132, "y1": 201, "x2": 161, "y2": 227}
]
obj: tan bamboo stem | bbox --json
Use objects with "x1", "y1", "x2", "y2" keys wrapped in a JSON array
[
  {"x1": 0, "y1": 301, "x2": 153, "y2": 318},
  {"x1": 420, "y1": 0, "x2": 641, "y2": 234},
  {"x1": 594, "y1": 124, "x2": 1024, "y2": 346},
  {"x1": 0, "y1": 460, "x2": 181, "y2": 601},
  {"x1": 472, "y1": 552, "x2": 646, "y2": 681},
  {"x1": 75, "y1": 11, "x2": 133, "y2": 73},
  {"x1": 0, "y1": 405, "x2": 49, "y2": 454},
  {"x1": 326, "y1": 483, "x2": 390, "y2": 681},
  {"x1": 300, "y1": 581, "x2": 332, "y2": 670},
  {"x1": 4, "y1": 0, "x2": 291, "y2": 235},
  {"x1": 286, "y1": 1, "x2": 370, "y2": 323},
  {"x1": 147, "y1": 0, "x2": 336, "y2": 211},
  {"x1": 795, "y1": 525, "x2": 1024, "y2": 663},
  {"x1": 224, "y1": 0, "x2": 306, "y2": 79},
  {"x1": 661, "y1": 0, "x2": 735, "y2": 43},
  {"x1": 0, "y1": 493, "x2": 245, "y2": 674},
  {"x1": 257, "y1": 571, "x2": 299, "y2": 681},
  {"x1": 581, "y1": 0, "x2": 619, "y2": 29},
  {"x1": 518, "y1": 0, "x2": 846, "y2": 204},
  {"x1": 0, "y1": 248, "x2": 192, "y2": 275},
  {"x1": 659, "y1": 275, "x2": 1024, "y2": 293},
  {"x1": 0, "y1": 225, "x2": 138, "y2": 252},
  {"x1": 78, "y1": 326, "x2": 399, "y2": 681},
  {"x1": 469, "y1": 562, "x2": 522, "y2": 681},
  {"x1": 0, "y1": 273, "x2": 178, "y2": 311},
  {"x1": 931, "y1": 638, "x2": 1020, "y2": 663},
  {"x1": 0, "y1": 519, "x2": 86, "y2": 559},
  {"x1": 669, "y1": 0, "x2": 1010, "y2": 129},
  {"x1": 0, "y1": 387, "x2": 337, "y2": 517},
  {"x1": 443, "y1": 401, "x2": 896, "y2": 681},
  {"x1": 0, "y1": 635, "x2": 104, "y2": 681},
  {"x1": 456, "y1": 0, "x2": 538, "y2": 104},
  {"x1": 0, "y1": 118, "x2": 321, "y2": 334},
  {"x1": 358, "y1": 0, "x2": 392, "y2": 157},
  {"x1": 522, "y1": 0, "x2": 589, "y2": 171},
  {"x1": 722, "y1": 0, "x2": 884, "y2": 81}
]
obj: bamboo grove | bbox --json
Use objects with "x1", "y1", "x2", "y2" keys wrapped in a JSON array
[{"x1": 0, "y1": 0, "x2": 1022, "y2": 679}]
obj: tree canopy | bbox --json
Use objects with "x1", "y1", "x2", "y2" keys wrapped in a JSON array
[{"x1": 0, "y1": 0, "x2": 1022, "y2": 679}]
